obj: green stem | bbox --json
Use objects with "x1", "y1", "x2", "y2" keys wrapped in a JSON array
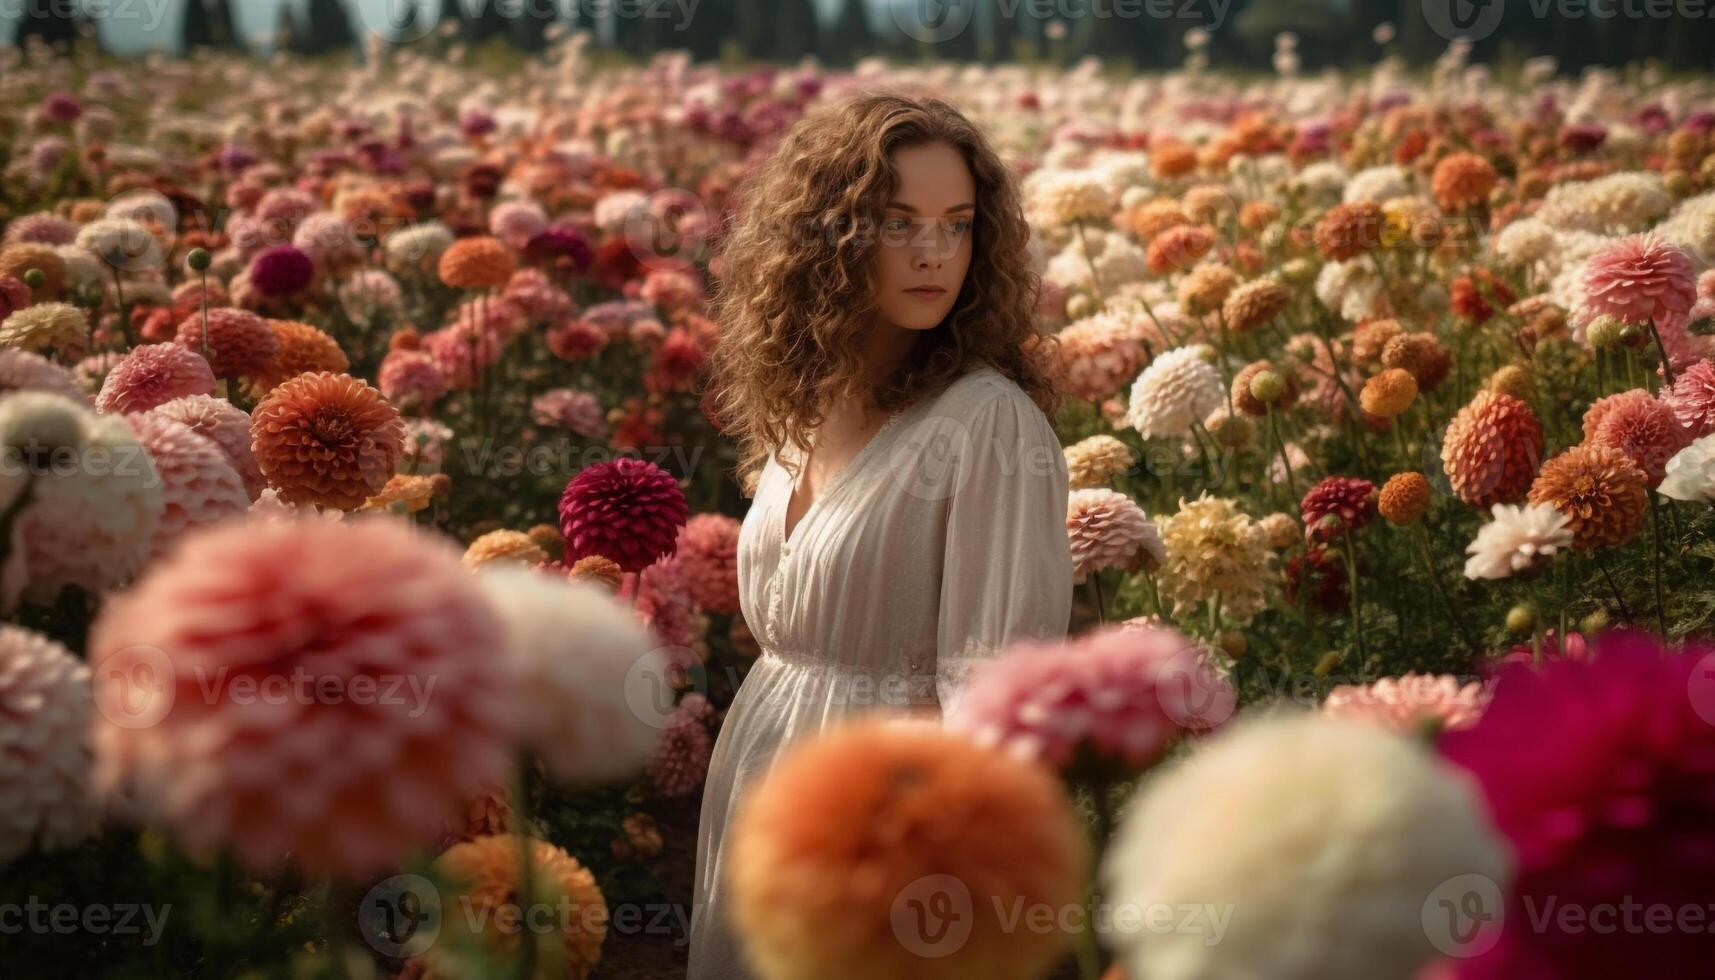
[
  {"x1": 1340, "y1": 531, "x2": 1367, "y2": 664},
  {"x1": 1646, "y1": 317, "x2": 1676, "y2": 387},
  {"x1": 1648, "y1": 491, "x2": 1668, "y2": 638},
  {"x1": 1088, "y1": 573, "x2": 1108, "y2": 626}
]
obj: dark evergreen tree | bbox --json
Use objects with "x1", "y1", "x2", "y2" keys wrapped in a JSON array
[
  {"x1": 822, "y1": 0, "x2": 875, "y2": 66},
  {"x1": 509, "y1": 0, "x2": 559, "y2": 52},
  {"x1": 464, "y1": 0, "x2": 509, "y2": 42},
  {"x1": 772, "y1": 0, "x2": 820, "y2": 61},
  {"x1": 300, "y1": 0, "x2": 358, "y2": 55},
  {"x1": 208, "y1": 0, "x2": 242, "y2": 49},
  {"x1": 182, "y1": 0, "x2": 215, "y2": 51},
  {"x1": 683, "y1": 0, "x2": 736, "y2": 63},
  {"x1": 16, "y1": 0, "x2": 80, "y2": 50},
  {"x1": 274, "y1": 2, "x2": 302, "y2": 52}
]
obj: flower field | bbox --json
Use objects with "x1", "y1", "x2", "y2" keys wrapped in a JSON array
[{"x1": 3, "y1": 29, "x2": 1715, "y2": 980}]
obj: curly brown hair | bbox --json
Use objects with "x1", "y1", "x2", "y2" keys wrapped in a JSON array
[{"x1": 705, "y1": 90, "x2": 1061, "y2": 494}]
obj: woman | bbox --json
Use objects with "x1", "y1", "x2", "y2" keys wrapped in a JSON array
[{"x1": 689, "y1": 91, "x2": 1074, "y2": 979}]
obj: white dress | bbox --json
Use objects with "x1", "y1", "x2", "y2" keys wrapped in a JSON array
[{"x1": 686, "y1": 365, "x2": 1075, "y2": 979}]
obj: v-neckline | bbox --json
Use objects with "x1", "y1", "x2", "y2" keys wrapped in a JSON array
[{"x1": 778, "y1": 409, "x2": 903, "y2": 553}]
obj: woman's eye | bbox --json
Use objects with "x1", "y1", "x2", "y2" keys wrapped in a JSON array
[
  {"x1": 950, "y1": 219, "x2": 972, "y2": 233},
  {"x1": 883, "y1": 217, "x2": 910, "y2": 233}
]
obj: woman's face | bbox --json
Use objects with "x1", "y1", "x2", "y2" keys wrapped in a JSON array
[{"x1": 873, "y1": 141, "x2": 976, "y2": 333}]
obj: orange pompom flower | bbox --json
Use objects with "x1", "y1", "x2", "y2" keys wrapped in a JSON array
[
  {"x1": 1360, "y1": 368, "x2": 1418, "y2": 419},
  {"x1": 251, "y1": 371, "x2": 407, "y2": 509},
  {"x1": 1378, "y1": 472, "x2": 1432, "y2": 525},
  {"x1": 1440, "y1": 391, "x2": 1545, "y2": 508},
  {"x1": 728, "y1": 717, "x2": 1087, "y2": 980},
  {"x1": 1431, "y1": 152, "x2": 1499, "y2": 211},
  {"x1": 1528, "y1": 443, "x2": 1649, "y2": 549},
  {"x1": 244, "y1": 319, "x2": 350, "y2": 396},
  {"x1": 438, "y1": 236, "x2": 516, "y2": 289},
  {"x1": 1314, "y1": 202, "x2": 1384, "y2": 261},
  {"x1": 419, "y1": 834, "x2": 607, "y2": 980}
]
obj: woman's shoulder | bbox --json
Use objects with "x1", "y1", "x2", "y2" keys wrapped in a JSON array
[{"x1": 924, "y1": 364, "x2": 1047, "y2": 425}]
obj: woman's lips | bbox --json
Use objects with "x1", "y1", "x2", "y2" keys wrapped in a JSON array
[{"x1": 904, "y1": 286, "x2": 946, "y2": 298}]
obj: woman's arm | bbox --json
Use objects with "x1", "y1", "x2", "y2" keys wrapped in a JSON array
[{"x1": 931, "y1": 381, "x2": 1074, "y2": 716}]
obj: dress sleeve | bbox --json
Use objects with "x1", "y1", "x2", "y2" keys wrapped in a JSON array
[{"x1": 932, "y1": 381, "x2": 1074, "y2": 716}]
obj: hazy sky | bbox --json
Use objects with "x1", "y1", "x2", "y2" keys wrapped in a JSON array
[{"x1": 5, "y1": 0, "x2": 867, "y2": 52}]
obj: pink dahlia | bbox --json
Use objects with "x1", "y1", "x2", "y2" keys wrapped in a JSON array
[
  {"x1": 1577, "y1": 234, "x2": 1698, "y2": 333},
  {"x1": 422, "y1": 323, "x2": 500, "y2": 391},
  {"x1": 1441, "y1": 633, "x2": 1715, "y2": 979},
  {"x1": 377, "y1": 349, "x2": 447, "y2": 411},
  {"x1": 646, "y1": 694, "x2": 713, "y2": 798},
  {"x1": 0, "y1": 275, "x2": 30, "y2": 320},
  {"x1": 150, "y1": 395, "x2": 263, "y2": 499},
  {"x1": 559, "y1": 457, "x2": 688, "y2": 573},
  {"x1": 1441, "y1": 391, "x2": 1546, "y2": 507},
  {"x1": 1066, "y1": 488, "x2": 1163, "y2": 582},
  {"x1": 1300, "y1": 475, "x2": 1377, "y2": 541},
  {"x1": 0, "y1": 348, "x2": 87, "y2": 404},
  {"x1": 125, "y1": 413, "x2": 249, "y2": 559},
  {"x1": 1664, "y1": 358, "x2": 1715, "y2": 437},
  {"x1": 95, "y1": 343, "x2": 216, "y2": 414},
  {"x1": 0, "y1": 626, "x2": 101, "y2": 861},
  {"x1": 88, "y1": 517, "x2": 515, "y2": 878},
  {"x1": 247, "y1": 244, "x2": 315, "y2": 296},
  {"x1": 531, "y1": 387, "x2": 607, "y2": 439},
  {"x1": 1581, "y1": 389, "x2": 1689, "y2": 486},
  {"x1": 620, "y1": 555, "x2": 698, "y2": 655},
  {"x1": 174, "y1": 307, "x2": 279, "y2": 380},
  {"x1": 674, "y1": 513, "x2": 741, "y2": 615},
  {"x1": 945, "y1": 623, "x2": 1236, "y2": 772},
  {"x1": 1322, "y1": 673, "x2": 1489, "y2": 734},
  {"x1": 547, "y1": 316, "x2": 607, "y2": 362}
]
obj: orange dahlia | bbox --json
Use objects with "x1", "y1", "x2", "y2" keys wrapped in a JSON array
[
  {"x1": 1382, "y1": 333, "x2": 1452, "y2": 391},
  {"x1": 1359, "y1": 368, "x2": 1418, "y2": 419},
  {"x1": 1378, "y1": 472, "x2": 1432, "y2": 525},
  {"x1": 1440, "y1": 391, "x2": 1545, "y2": 507},
  {"x1": 567, "y1": 554, "x2": 623, "y2": 590},
  {"x1": 437, "y1": 236, "x2": 516, "y2": 289},
  {"x1": 251, "y1": 372, "x2": 407, "y2": 510},
  {"x1": 1431, "y1": 152, "x2": 1499, "y2": 211},
  {"x1": 463, "y1": 529, "x2": 548, "y2": 569},
  {"x1": 728, "y1": 718, "x2": 1087, "y2": 980},
  {"x1": 1314, "y1": 202, "x2": 1385, "y2": 261},
  {"x1": 1233, "y1": 360, "x2": 1297, "y2": 417},
  {"x1": 1528, "y1": 443, "x2": 1648, "y2": 549},
  {"x1": 420, "y1": 834, "x2": 607, "y2": 980},
  {"x1": 1146, "y1": 224, "x2": 1217, "y2": 276},
  {"x1": 1351, "y1": 318, "x2": 1405, "y2": 366},
  {"x1": 0, "y1": 245, "x2": 65, "y2": 301},
  {"x1": 244, "y1": 319, "x2": 349, "y2": 396},
  {"x1": 1221, "y1": 279, "x2": 1290, "y2": 333}
]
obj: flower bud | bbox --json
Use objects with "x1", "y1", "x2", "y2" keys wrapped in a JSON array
[
  {"x1": 1506, "y1": 604, "x2": 1536, "y2": 635},
  {"x1": 1248, "y1": 369, "x2": 1286, "y2": 405},
  {"x1": 186, "y1": 247, "x2": 212, "y2": 272}
]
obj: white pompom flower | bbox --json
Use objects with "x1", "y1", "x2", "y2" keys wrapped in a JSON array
[
  {"x1": 476, "y1": 566, "x2": 671, "y2": 785},
  {"x1": 1101, "y1": 711, "x2": 1510, "y2": 980}
]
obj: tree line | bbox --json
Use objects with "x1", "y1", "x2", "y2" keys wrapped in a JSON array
[{"x1": 12, "y1": 0, "x2": 1711, "y2": 72}]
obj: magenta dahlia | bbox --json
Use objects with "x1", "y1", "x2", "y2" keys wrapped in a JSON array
[
  {"x1": 1300, "y1": 476, "x2": 1377, "y2": 542},
  {"x1": 1578, "y1": 234, "x2": 1699, "y2": 333},
  {"x1": 1440, "y1": 632, "x2": 1715, "y2": 979},
  {"x1": 945, "y1": 623, "x2": 1235, "y2": 773},
  {"x1": 95, "y1": 343, "x2": 216, "y2": 414},
  {"x1": 647, "y1": 693, "x2": 713, "y2": 798},
  {"x1": 559, "y1": 457, "x2": 689, "y2": 573},
  {"x1": 247, "y1": 244, "x2": 315, "y2": 296}
]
